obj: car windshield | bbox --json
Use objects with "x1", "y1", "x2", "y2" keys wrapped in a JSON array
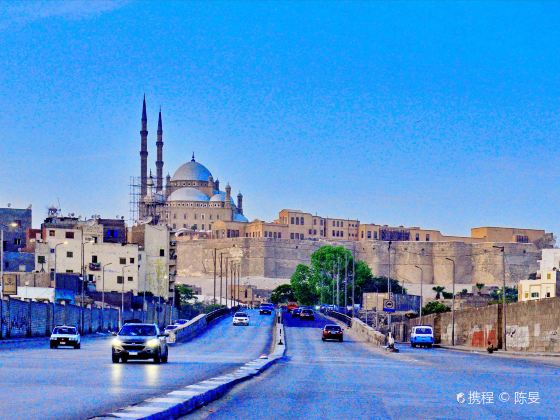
[
  {"x1": 302, "y1": 310, "x2": 312, "y2": 314},
  {"x1": 54, "y1": 327, "x2": 76, "y2": 334},
  {"x1": 325, "y1": 326, "x2": 341, "y2": 332},
  {"x1": 165, "y1": 326, "x2": 176, "y2": 330},
  {"x1": 119, "y1": 325, "x2": 157, "y2": 336},
  {"x1": 235, "y1": 312, "x2": 248, "y2": 317},
  {"x1": 415, "y1": 327, "x2": 433, "y2": 334}
]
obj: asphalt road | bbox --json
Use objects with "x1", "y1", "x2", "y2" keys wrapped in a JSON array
[
  {"x1": 189, "y1": 311, "x2": 560, "y2": 419},
  {"x1": 0, "y1": 309, "x2": 274, "y2": 419}
]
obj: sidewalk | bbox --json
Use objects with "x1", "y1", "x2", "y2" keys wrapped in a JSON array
[{"x1": 438, "y1": 344, "x2": 560, "y2": 360}]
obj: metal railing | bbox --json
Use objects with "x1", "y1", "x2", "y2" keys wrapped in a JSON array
[
  {"x1": 206, "y1": 307, "x2": 231, "y2": 324},
  {"x1": 326, "y1": 310, "x2": 352, "y2": 327}
]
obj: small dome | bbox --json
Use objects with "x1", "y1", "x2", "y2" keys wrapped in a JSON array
[
  {"x1": 171, "y1": 159, "x2": 213, "y2": 182},
  {"x1": 167, "y1": 187, "x2": 209, "y2": 202},
  {"x1": 233, "y1": 213, "x2": 249, "y2": 223},
  {"x1": 209, "y1": 191, "x2": 235, "y2": 205}
]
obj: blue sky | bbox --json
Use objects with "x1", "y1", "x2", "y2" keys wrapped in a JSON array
[{"x1": 0, "y1": 1, "x2": 559, "y2": 237}]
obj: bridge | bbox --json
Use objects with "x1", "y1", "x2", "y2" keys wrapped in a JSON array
[{"x1": 0, "y1": 309, "x2": 557, "y2": 419}]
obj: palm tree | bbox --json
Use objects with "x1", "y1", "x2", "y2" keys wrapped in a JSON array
[
  {"x1": 475, "y1": 283, "x2": 485, "y2": 295},
  {"x1": 432, "y1": 286, "x2": 445, "y2": 300}
]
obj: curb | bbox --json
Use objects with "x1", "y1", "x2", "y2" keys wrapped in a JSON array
[
  {"x1": 93, "y1": 320, "x2": 286, "y2": 419},
  {"x1": 438, "y1": 345, "x2": 560, "y2": 358}
]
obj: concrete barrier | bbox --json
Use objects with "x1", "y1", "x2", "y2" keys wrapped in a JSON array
[{"x1": 350, "y1": 317, "x2": 386, "y2": 347}]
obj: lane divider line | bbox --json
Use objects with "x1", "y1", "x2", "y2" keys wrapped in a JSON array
[{"x1": 92, "y1": 317, "x2": 287, "y2": 420}]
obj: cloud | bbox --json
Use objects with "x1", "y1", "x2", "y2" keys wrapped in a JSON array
[{"x1": 0, "y1": 0, "x2": 129, "y2": 30}]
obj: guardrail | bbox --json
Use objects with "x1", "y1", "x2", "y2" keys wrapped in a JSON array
[
  {"x1": 326, "y1": 310, "x2": 352, "y2": 327},
  {"x1": 167, "y1": 307, "x2": 231, "y2": 344}
]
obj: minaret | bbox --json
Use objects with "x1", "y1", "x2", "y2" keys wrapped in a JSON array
[
  {"x1": 237, "y1": 192, "x2": 243, "y2": 215},
  {"x1": 140, "y1": 95, "x2": 149, "y2": 207},
  {"x1": 156, "y1": 107, "x2": 164, "y2": 192},
  {"x1": 225, "y1": 183, "x2": 232, "y2": 209}
]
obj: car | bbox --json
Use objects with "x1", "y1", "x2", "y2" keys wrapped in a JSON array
[
  {"x1": 410, "y1": 325, "x2": 434, "y2": 348},
  {"x1": 50, "y1": 325, "x2": 81, "y2": 349},
  {"x1": 174, "y1": 319, "x2": 189, "y2": 325},
  {"x1": 164, "y1": 324, "x2": 178, "y2": 332},
  {"x1": 111, "y1": 323, "x2": 169, "y2": 363},
  {"x1": 299, "y1": 309, "x2": 315, "y2": 320},
  {"x1": 287, "y1": 302, "x2": 298, "y2": 313},
  {"x1": 123, "y1": 318, "x2": 143, "y2": 325},
  {"x1": 322, "y1": 324, "x2": 343, "y2": 342},
  {"x1": 259, "y1": 303, "x2": 274, "y2": 314},
  {"x1": 291, "y1": 308, "x2": 302, "y2": 318},
  {"x1": 233, "y1": 312, "x2": 250, "y2": 326}
]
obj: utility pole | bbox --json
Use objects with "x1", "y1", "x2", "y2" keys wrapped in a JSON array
[
  {"x1": 387, "y1": 241, "x2": 392, "y2": 329},
  {"x1": 493, "y1": 245, "x2": 507, "y2": 351},
  {"x1": 336, "y1": 259, "x2": 340, "y2": 309},
  {"x1": 219, "y1": 253, "x2": 223, "y2": 306},
  {"x1": 344, "y1": 253, "x2": 348, "y2": 313},
  {"x1": 352, "y1": 245, "x2": 356, "y2": 317},
  {"x1": 414, "y1": 264, "x2": 423, "y2": 322},
  {"x1": 224, "y1": 256, "x2": 228, "y2": 307},
  {"x1": 213, "y1": 249, "x2": 217, "y2": 304},
  {"x1": 445, "y1": 257, "x2": 456, "y2": 346}
]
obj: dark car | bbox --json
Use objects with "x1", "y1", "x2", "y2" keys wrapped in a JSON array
[
  {"x1": 174, "y1": 319, "x2": 189, "y2": 325},
  {"x1": 292, "y1": 308, "x2": 302, "y2": 318},
  {"x1": 112, "y1": 323, "x2": 169, "y2": 364},
  {"x1": 322, "y1": 324, "x2": 343, "y2": 342},
  {"x1": 259, "y1": 303, "x2": 274, "y2": 314},
  {"x1": 300, "y1": 309, "x2": 315, "y2": 320}
]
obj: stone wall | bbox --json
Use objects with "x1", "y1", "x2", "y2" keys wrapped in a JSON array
[
  {"x1": 393, "y1": 297, "x2": 560, "y2": 353},
  {"x1": 176, "y1": 238, "x2": 539, "y2": 291}
]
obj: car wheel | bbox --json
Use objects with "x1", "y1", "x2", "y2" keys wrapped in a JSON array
[
  {"x1": 121, "y1": 356, "x2": 128, "y2": 363},
  {"x1": 322, "y1": 337, "x2": 325, "y2": 341},
  {"x1": 50, "y1": 342, "x2": 55, "y2": 349},
  {"x1": 428, "y1": 344, "x2": 433, "y2": 349},
  {"x1": 162, "y1": 352, "x2": 168, "y2": 363},
  {"x1": 153, "y1": 350, "x2": 161, "y2": 364},
  {"x1": 339, "y1": 337, "x2": 343, "y2": 342},
  {"x1": 112, "y1": 354, "x2": 119, "y2": 363},
  {"x1": 411, "y1": 343, "x2": 416, "y2": 348},
  {"x1": 75, "y1": 343, "x2": 81, "y2": 349}
]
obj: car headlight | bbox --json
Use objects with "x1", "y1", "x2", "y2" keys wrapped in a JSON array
[
  {"x1": 112, "y1": 338, "x2": 123, "y2": 347},
  {"x1": 146, "y1": 339, "x2": 159, "y2": 347}
]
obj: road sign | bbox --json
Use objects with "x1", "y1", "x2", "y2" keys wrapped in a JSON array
[{"x1": 383, "y1": 298, "x2": 395, "y2": 313}]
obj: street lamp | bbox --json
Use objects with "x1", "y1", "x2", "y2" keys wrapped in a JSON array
[
  {"x1": 120, "y1": 264, "x2": 133, "y2": 328},
  {"x1": 0, "y1": 222, "x2": 18, "y2": 300},
  {"x1": 493, "y1": 245, "x2": 507, "y2": 351},
  {"x1": 102, "y1": 262, "x2": 112, "y2": 327},
  {"x1": 445, "y1": 257, "x2": 456, "y2": 346},
  {"x1": 414, "y1": 265, "x2": 424, "y2": 322},
  {"x1": 387, "y1": 241, "x2": 393, "y2": 329},
  {"x1": 53, "y1": 241, "x2": 68, "y2": 328}
]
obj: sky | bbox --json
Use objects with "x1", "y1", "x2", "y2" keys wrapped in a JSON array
[{"x1": 0, "y1": 0, "x2": 559, "y2": 237}]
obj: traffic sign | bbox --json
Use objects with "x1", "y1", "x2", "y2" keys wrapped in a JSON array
[{"x1": 383, "y1": 298, "x2": 396, "y2": 313}]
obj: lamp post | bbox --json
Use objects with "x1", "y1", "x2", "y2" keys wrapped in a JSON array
[
  {"x1": 80, "y1": 235, "x2": 95, "y2": 334},
  {"x1": 0, "y1": 222, "x2": 18, "y2": 300},
  {"x1": 414, "y1": 265, "x2": 424, "y2": 322},
  {"x1": 444, "y1": 257, "x2": 456, "y2": 346},
  {"x1": 53, "y1": 242, "x2": 67, "y2": 328},
  {"x1": 120, "y1": 264, "x2": 133, "y2": 328},
  {"x1": 493, "y1": 245, "x2": 507, "y2": 351},
  {"x1": 387, "y1": 241, "x2": 392, "y2": 329},
  {"x1": 102, "y1": 262, "x2": 112, "y2": 327}
]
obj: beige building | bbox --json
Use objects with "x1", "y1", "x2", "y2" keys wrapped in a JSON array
[
  {"x1": 471, "y1": 227, "x2": 551, "y2": 245},
  {"x1": 518, "y1": 274, "x2": 560, "y2": 301}
]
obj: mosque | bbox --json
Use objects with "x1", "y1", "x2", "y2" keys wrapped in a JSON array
[{"x1": 137, "y1": 96, "x2": 248, "y2": 230}]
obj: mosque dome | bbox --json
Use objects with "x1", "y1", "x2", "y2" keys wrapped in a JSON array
[
  {"x1": 209, "y1": 191, "x2": 235, "y2": 205},
  {"x1": 171, "y1": 156, "x2": 212, "y2": 182},
  {"x1": 167, "y1": 187, "x2": 209, "y2": 202}
]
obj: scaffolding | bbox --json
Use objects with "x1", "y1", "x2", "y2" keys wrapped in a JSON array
[{"x1": 129, "y1": 176, "x2": 142, "y2": 226}]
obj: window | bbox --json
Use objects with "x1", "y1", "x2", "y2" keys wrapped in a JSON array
[
  {"x1": 66, "y1": 251, "x2": 73, "y2": 258},
  {"x1": 301, "y1": 234, "x2": 304, "y2": 239},
  {"x1": 361, "y1": 231, "x2": 364, "y2": 239},
  {"x1": 341, "y1": 221, "x2": 344, "y2": 227},
  {"x1": 117, "y1": 276, "x2": 123, "y2": 284},
  {"x1": 194, "y1": 214, "x2": 197, "y2": 220},
  {"x1": 546, "y1": 292, "x2": 551, "y2": 297},
  {"x1": 88, "y1": 274, "x2": 94, "y2": 281},
  {"x1": 13, "y1": 238, "x2": 21, "y2": 245},
  {"x1": 38, "y1": 256, "x2": 46, "y2": 264},
  {"x1": 531, "y1": 292, "x2": 539, "y2": 298},
  {"x1": 332, "y1": 221, "x2": 335, "y2": 227},
  {"x1": 320, "y1": 219, "x2": 324, "y2": 226},
  {"x1": 309, "y1": 229, "x2": 313, "y2": 234},
  {"x1": 300, "y1": 217, "x2": 304, "y2": 225},
  {"x1": 129, "y1": 257, "x2": 135, "y2": 264},
  {"x1": 128, "y1": 276, "x2": 133, "y2": 282},
  {"x1": 120, "y1": 258, "x2": 126, "y2": 264},
  {"x1": 172, "y1": 224, "x2": 176, "y2": 229},
  {"x1": 320, "y1": 230, "x2": 323, "y2": 236},
  {"x1": 49, "y1": 230, "x2": 55, "y2": 237},
  {"x1": 291, "y1": 217, "x2": 295, "y2": 224},
  {"x1": 202, "y1": 224, "x2": 205, "y2": 230},
  {"x1": 173, "y1": 213, "x2": 177, "y2": 219},
  {"x1": 290, "y1": 233, "x2": 295, "y2": 239},
  {"x1": 66, "y1": 270, "x2": 73, "y2": 273},
  {"x1": 65, "y1": 231, "x2": 74, "y2": 239},
  {"x1": 426, "y1": 234, "x2": 430, "y2": 242},
  {"x1": 160, "y1": 249, "x2": 165, "y2": 257},
  {"x1": 332, "y1": 230, "x2": 335, "y2": 236},
  {"x1": 313, "y1": 219, "x2": 317, "y2": 225},
  {"x1": 374, "y1": 232, "x2": 378, "y2": 240},
  {"x1": 278, "y1": 233, "x2": 282, "y2": 239},
  {"x1": 92, "y1": 255, "x2": 98, "y2": 263}
]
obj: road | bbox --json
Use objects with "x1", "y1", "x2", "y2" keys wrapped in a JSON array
[
  {"x1": 189, "y1": 311, "x2": 560, "y2": 419},
  {"x1": 0, "y1": 309, "x2": 273, "y2": 419}
]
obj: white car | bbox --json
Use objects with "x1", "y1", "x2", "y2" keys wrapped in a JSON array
[
  {"x1": 50, "y1": 325, "x2": 81, "y2": 349},
  {"x1": 233, "y1": 312, "x2": 250, "y2": 326}
]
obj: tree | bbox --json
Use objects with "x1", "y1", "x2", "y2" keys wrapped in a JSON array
[
  {"x1": 422, "y1": 301, "x2": 451, "y2": 315},
  {"x1": 290, "y1": 264, "x2": 319, "y2": 305},
  {"x1": 270, "y1": 284, "x2": 295, "y2": 304},
  {"x1": 442, "y1": 291, "x2": 453, "y2": 299},
  {"x1": 175, "y1": 284, "x2": 197, "y2": 308},
  {"x1": 490, "y1": 286, "x2": 518, "y2": 303},
  {"x1": 432, "y1": 286, "x2": 445, "y2": 300},
  {"x1": 475, "y1": 283, "x2": 485, "y2": 295}
]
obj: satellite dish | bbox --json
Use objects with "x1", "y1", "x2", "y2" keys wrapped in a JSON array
[
  {"x1": 138, "y1": 217, "x2": 153, "y2": 225},
  {"x1": 175, "y1": 228, "x2": 189, "y2": 236}
]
